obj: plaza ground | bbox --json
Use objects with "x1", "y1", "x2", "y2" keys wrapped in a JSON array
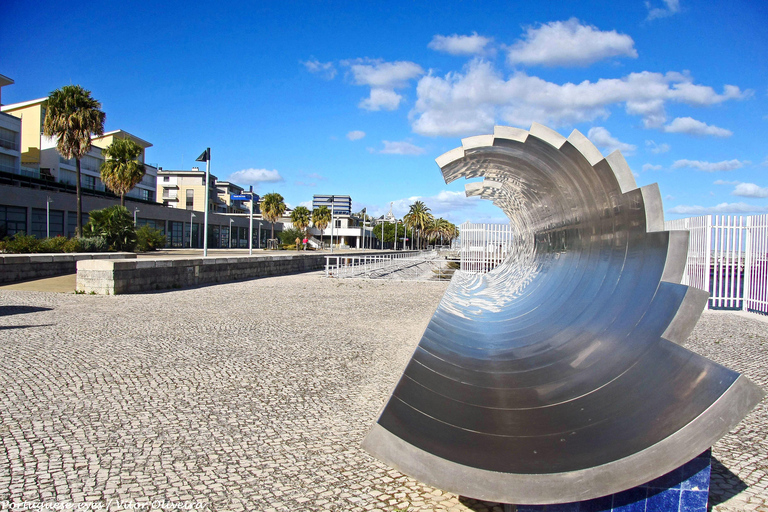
[{"x1": 0, "y1": 273, "x2": 766, "y2": 511}]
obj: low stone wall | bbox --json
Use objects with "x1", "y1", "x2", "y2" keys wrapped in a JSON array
[
  {"x1": 0, "y1": 253, "x2": 137, "y2": 284},
  {"x1": 76, "y1": 251, "x2": 409, "y2": 294}
]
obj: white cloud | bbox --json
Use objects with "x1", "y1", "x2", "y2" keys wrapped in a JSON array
[
  {"x1": 428, "y1": 32, "x2": 493, "y2": 56},
  {"x1": 646, "y1": 0, "x2": 681, "y2": 21},
  {"x1": 344, "y1": 59, "x2": 424, "y2": 88},
  {"x1": 410, "y1": 59, "x2": 750, "y2": 136},
  {"x1": 387, "y1": 190, "x2": 482, "y2": 223},
  {"x1": 228, "y1": 168, "x2": 284, "y2": 185},
  {"x1": 643, "y1": 163, "x2": 663, "y2": 171},
  {"x1": 347, "y1": 130, "x2": 366, "y2": 141},
  {"x1": 507, "y1": 19, "x2": 637, "y2": 67},
  {"x1": 671, "y1": 159, "x2": 746, "y2": 172},
  {"x1": 645, "y1": 140, "x2": 670, "y2": 153},
  {"x1": 668, "y1": 202, "x2": 768, "y2": 215},
  {"x1": 302, "y1": 59, "x2": 337, "y2": 80},
  {"x1": 379, "y1": 140, "x2": 426, "y2": 155},
  {"x1": 713, "y1": 180, "x2": 740, "y2": 185},
  {"x1": 662, "y1": 117, "x2": 732, "y2": 137},
  {"x1": 664, "y1": 195, "x2": 675, "y2": 201},
  {"x1": 587, "y1": 127, "x2": 636, "y2": 155},
  {"x1": 343, "y1": 58, "x2": 424, "y2": 111},
  {"x1": 360, "y1": 88, "x2": 403, "y2": 111},
  {"x1": 299, "y1": 201, "x2": 313, "y2": 209},
  {"x1": 733, "y1": 183, "x2": 768, "y2": 198}
]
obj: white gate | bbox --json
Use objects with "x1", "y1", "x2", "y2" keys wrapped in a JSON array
[
  {"x1": 665, "y1": 214, "x2": 768, "y2": 314},
  {"x1": 459, "y1": 222, "x2": 514, "y2": 274}
]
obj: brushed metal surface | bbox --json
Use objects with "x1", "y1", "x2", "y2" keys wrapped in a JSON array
[{"x1": 363, "y1": 124, "x2": 765, "y2": 504}]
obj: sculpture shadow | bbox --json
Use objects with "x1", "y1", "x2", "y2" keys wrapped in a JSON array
[
  {"x1": 708, "y1": 456, "x2": 748, "y2": 510},
  {"x1": 0, "y1": 305, "x2": 53, "y2": 316}
]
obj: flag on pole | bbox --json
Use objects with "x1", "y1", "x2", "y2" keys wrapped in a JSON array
[{"x1": 195, "y1": 148, "x2": 210, "y2": 162}]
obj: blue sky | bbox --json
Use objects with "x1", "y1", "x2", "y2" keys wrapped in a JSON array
[{"x1": 3, "y1": 0, "x2": 766, "y2": 223}]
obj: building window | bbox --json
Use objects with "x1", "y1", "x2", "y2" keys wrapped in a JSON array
[
  {"x1": 163, "y1": 176, "x2": 169, "y2": 182},
  {"x1": 67, "y1": 212, "x2": 90, "y2": 237},
  {"x1": 0, "y1": 127, "x2": 18, "y2": 151},
  {"x1": 167, "y1": 221, "x2": 184, "y2": 247},
  {"x1": 335, "y1": 219, "x2": 341, "y2": 228},
  {"x1": 139, "y1": 189, "x2": 154, "y2": 202},
  {"x1": 186, "y1": 189, "x2": 194, "y2": 210},
  {"x1": 31, "y1": 208, "x2": 65, "y2": 238},
  {"x1": 82, "y1": 175, "x2": 96, "y2": 190},
  {"x1": 0, "y1": 205, "x2": 26, "y2": 237}
]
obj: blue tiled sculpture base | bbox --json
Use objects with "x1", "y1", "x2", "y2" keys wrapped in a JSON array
[{"x1": 515, "y1": 450, "x2": 711, "y2": 512}]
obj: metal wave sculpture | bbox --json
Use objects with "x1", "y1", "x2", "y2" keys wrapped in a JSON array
[{"x1": 363, "y1": 123, "x2": 764, "y2": 505}]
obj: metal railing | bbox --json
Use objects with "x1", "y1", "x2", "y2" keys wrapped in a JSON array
[
  {"x1": 324, "y1": 251, "x2": 455, "y2": 280},
  {"x1": 459, "y1": 222, "x2": 514, "y2": 274},
  {"x1": 665, "y1": 214, "x2": 768, "y2": 313}
]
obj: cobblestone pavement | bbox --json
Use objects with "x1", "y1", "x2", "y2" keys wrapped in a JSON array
[{"x1": 0, "y1": 274, "x2": 766, "y2": 511}]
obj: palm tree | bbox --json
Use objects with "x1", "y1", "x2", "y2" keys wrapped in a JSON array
[
  {"x1": 403, "y1": 200, "x2": 433, "y2": 249},
  {"x1": 43, "y1": 85, "x2": 106, "y2": 237},
  {"x1": 100, "y1": 138, "x2": 146, "y2": 207},
  {"x1": 290, "y1": 206, "x2": 311, "y2": 237},
  {"x1": 312, "y1": 205, "x2": 331, "y2": 248},
  {"x1": 261, "y1": 192, "x2": 286, "y2": 242}
]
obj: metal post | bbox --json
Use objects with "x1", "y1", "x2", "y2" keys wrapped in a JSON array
[
  {"x1": 258, "y1": 222, "x2": 261, "y2": 249},
  {"x1": 46, "y1": 196, "x2": 52, "y2": 238},
  {"x1": 202, "y1": 148, "x2": 211, "y2": 257},
  {"x1": 190, "y1": 212, "x2": 196, "y2": 248},
  {"x1": 133, "y1": 208, "x2": 140, "y2": 226},
  {"x1": 249, "y1": 187, "x2": 254, "y2": 256},
  {"x1": 229, "y1": 218, "x2": 234, "y2": 249},
  {"x1": 394, "y1": 220, "x2": 397, "y2": 251},
  {"x1": 330, "y1": 195, "x2": 335, "y2": 253}
]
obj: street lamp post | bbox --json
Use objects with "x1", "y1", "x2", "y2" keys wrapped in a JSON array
[
  {"x1": 393, "y1": 219, "x2": 397, "y2": 251},
  {"x1": 258, "y1": 222, "x2": 261, "y2": 249},
  {"x1": 229, "y1": 218, "x2": 234, "y2": 249},
  {"x1": 46, "y1": 196, "x2": 53, "y2": 238},
  {"x1": 196, "y1": 147, "x2": 211, "y2": 257},
  {"x1": 134, "y1": 208, "x2": 140, "y2": 226},
  {"x1": 190, "y1": 212, "x2": 196, "y2": 248},
  {"x1": 329, "y1": 196, "x2": 335, "y2": 253},
  {"x1": 248, "y1": 187, "x2": 255, "y2": 256}
]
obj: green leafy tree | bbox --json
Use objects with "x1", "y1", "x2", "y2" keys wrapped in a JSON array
[
  {"x1": 100, "y1": 138, "x2": 146, "y2": 206},
  {"x1": 403, "y1": 200, "x2": 434, "y2": 249},
  {"x1": 43, "y1": 85, "x2": 106, "y2": 236},
  {"x1": 83, "y1": 205, "x2": 137, "y2": 251},
  {"x1": 290, "y1": 206, "x2": 311, "y2": 236},
  {"x1": 312, "y1": 205, "x2": 331, "y2": 245},
  {"x1": 279, "y1": 227, "x2": 303, "y2": 248},
  {"x1": 372, "y1": 222, "x2": 406, "y2": 246},
  {"x1": 135, "y1": 225, "x2": 166, "y2": 252},
  {"x1": 261, "y1": 192, "x2": 286, "y2": 242}
]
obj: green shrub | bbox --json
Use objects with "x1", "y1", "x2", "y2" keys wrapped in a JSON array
[
  {"x1": 0, "y1": 233, "x2": 43, "y2": 253},
  {"x1": 78, "y1": 236, "x2": 109, "y2": 252},
  {"x1": 39, "y1": 236, "x2": 70, "y2": 253},
  {"x1": 135, "y1": 225, "x2": 166, "y2": 252},
  {"x1": 83, "y1": 205, "x2": 137, "y2": 251},
  {"x1": 279, "y1": 227, "x2": 302, "y2": 247}
]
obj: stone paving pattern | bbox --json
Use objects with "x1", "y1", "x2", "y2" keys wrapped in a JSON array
[{"x1": 0, "y1": 274, "x2": 766, "y2": 511}]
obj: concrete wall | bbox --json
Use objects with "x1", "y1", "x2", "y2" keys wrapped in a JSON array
[
  {"x1": 76, "y1": 251, "x2": 411, "y2": 294},
  {"x1": 0, "y1": 252, "x2": 136, "y2": 284}
]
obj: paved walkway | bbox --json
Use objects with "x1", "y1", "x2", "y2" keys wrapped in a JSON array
[{"x1": 0, "y1": 275, "x2": 765, "y2": 511}]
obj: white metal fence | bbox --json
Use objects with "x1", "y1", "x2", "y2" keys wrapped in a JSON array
[
  {"x1": 459, "y1": 222, "x2": 515, "y2": 274},
  {"x1": 665, "y1": 214, "x2": 768, "y2": 314}
]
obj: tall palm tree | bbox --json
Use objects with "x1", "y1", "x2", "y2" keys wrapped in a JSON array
[
  {"x1": 100, "y1": 138, "x2": 146, "y2": 207},
  {"x1": 43, "y1": 85, "x2": 106, "y2": 237},
  {"x1": 261, "y1": 192, "x2": 286, "y2": 242},
  {"x1": 290, "y1": 206, "x2": 311, "y2": 236},
  {"x1": 312, "y1": 205, "x2": 331, "y2": 247},
  {"x1": 404, "y1": 200, "x2": 433, "y2": 249}
]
